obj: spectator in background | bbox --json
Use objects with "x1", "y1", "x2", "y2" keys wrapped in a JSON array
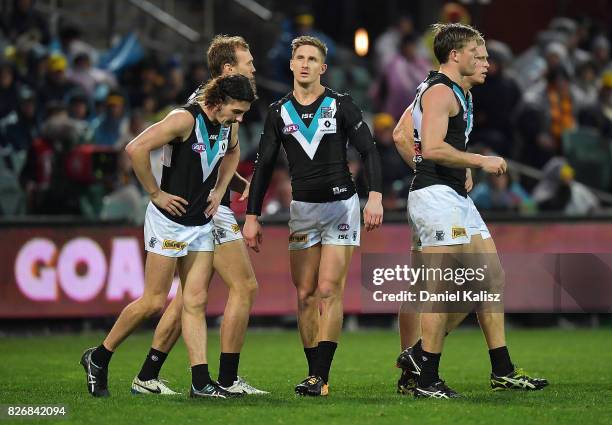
[
  {"x1": 591, "y1": 35, "x2": 611, "y2": 75},
  {"x1": 373, "y1": 15, "x2": 416, "y2": 69},
  {"x1": 41, "y1": 53, "x2": 77, "y2": 105},
  {"x1": 91, "y1": 92, "x2": 129, "y2": 146},
  {"x1": 532, "y1": 157, "x2": 599, "y2": 215},
  {"x1": 0, "y1": 85, "x2": 39, "y2": 152},
  {"x1": 579, "y1": 71, "x2": 612, "y2": 139},
  {"x1": 372, "y1": 33, "x2": 430, "y2": 120},
  {"x1": 58, "y1": 25, "x2": 99, "y2": 65},
  {"x1": 512, "y1": 30, "x2": 568, "y2": 90},
  {"x1": 0, "y1": 61, "x2": 19, "y2": 119},
  {"x1": 471, "y1": 172, "x2": 535, "y2": 213},
  {"x1": 21, "y1": 102, "x2": 84, "y2": 214},
  {"x1": 4, "y1": 0, "x2": 50, "y2": 45},
  {"x1": 520, "y1": 66, "x2": 577, "y2": 167},
  {"x1": 66, "y1": 52, "x2": 117, "y2": 98},
  {"x1": 573, "y1": 59, "x2": 600, "y2": 111},
  {"x1": 373, "y1": 112, "x2": 411, "y2": 209},
  {"x1": 470, "y1": 41, "x2": 522, "y2": 158},
  {"x1": 548, "y1": 17, "x2": 591, "y2": 77},
  {"x1": 180, "y1": 60, "x2": 208, "y2": 101}
]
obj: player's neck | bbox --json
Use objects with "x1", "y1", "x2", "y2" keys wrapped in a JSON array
[
  {"x1": 438, "y1": 65, "x2": 464, "y2": 89},
  {"x1": 292, "y1": 81, "x2": 325, "y2": 105}
]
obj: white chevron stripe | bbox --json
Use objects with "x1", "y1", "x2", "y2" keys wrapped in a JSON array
[{"x1": 280, "y1": 99, "x2": 337, "y2": 160}]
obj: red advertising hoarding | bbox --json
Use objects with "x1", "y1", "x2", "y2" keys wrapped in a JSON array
[{"x1": 1, "y1": 223, "x2": 611, "y2": 318}]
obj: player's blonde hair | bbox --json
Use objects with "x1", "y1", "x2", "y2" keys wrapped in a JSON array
[
  {"x1": 431, "y1": 23, "x2": 483, "y2": 64},
  {"x1": 207, "y1": 35, "x2": 250, "y2": 78},
  {"x1": 291, "y1": 35, "x2": 328, "y2": 61}
]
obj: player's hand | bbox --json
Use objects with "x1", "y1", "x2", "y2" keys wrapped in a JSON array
[
  {"x1": 465, "y1": 168, "x2": 473, "y2": 192},
  {"x1": 243, "y1": 215, "x2": 263, "y2": 252},
  {"x1": 205, "y1": 188, "x2": 221, "y2": 218},
  {"x1": 363, "y1": 192, "x2": 383, "y2": 232},
  {"x1": 481, "y1": 156, "x2": 507, "y2": 176},
  {"x1": 151, "y1": 190, "x2": 188, "y2": 217},
  {"x1": 238, "y1": 180, "x2": 250, "y2": 202}
]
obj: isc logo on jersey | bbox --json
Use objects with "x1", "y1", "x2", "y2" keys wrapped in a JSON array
[{"x1": 283, "y1": 124, "x2": 299, "y2": 134}]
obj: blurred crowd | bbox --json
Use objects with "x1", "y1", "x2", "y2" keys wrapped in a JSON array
[
  {"x1": 0, "y1": 0, "x2": 610, "y2": 221},
  {"x1": 365, "y1": 4, "x2": 611, "y2": 216}
]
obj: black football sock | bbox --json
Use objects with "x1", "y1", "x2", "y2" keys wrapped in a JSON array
[
  {"x1": 489, "y1": 346, "x2": 514, "y2": 377},
  {"x1": 218, "y1": 352, "x2": 240, "y2": 387},
  {"x1": 304, "y1": 346, "x2": 318, "y2": 376},
  {"x1": 91, "y1": 344, "x2": 113, "y2": 369},
  {"x1": 191, "y1": 364, "x2": 212, "y2": 391},
  {"x1": 137, "y1": 348, "x2": 168, "y2": 381},
  {"x1": 313, "y1": 341, "x2": 337, "y2": 383},
  {"x1": 417, "y1": 350, "x2": 441, "y2": 388}
]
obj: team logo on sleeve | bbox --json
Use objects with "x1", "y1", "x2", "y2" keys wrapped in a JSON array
[{"x1": 283, "y1": 124, "x2": 299, "y2": 134}]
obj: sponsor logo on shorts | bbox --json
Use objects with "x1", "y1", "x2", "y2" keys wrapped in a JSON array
[
  {"x1": 162, "y1": 239, "x2": 187, "y2": 250},
  {"x1": 282, "y1": 124, "x2": 299, "y2": 134},
  {"x1": 289, "y1": 233, "x2": 308, "y2": 243},
  {"x1": 451, "y1": 226, "x2": 468, "y2": 239},
  {"x1": 435, "y1": 230, "x2": 445, "y2": 241},
  {"x1": 333, "y1": 186, "x2": 347, "y2": 195},
  {"x1": 338, "y1": 234, "x2": 348, "y2": 240},
  {"x1": 353, "y1": 230, "x2": 357, "y2": 241},
  {"x1": 192, "y1": 143, "x2": 206, "y2": 153},
  {"x1": 148, "y1": 237, "x2": 157, "y2": 248},
  {"x1": 231, "y1": 224, "x2": 241, "y2": 233},
  {"x1": 320, "y1": 107, "x2": 333, "y2": 119},
  {"x1": 337, "y1": 223, "x2": 350, "y2": 231}
]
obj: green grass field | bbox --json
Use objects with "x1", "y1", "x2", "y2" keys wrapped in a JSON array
[{"x1": 1, "y1": 328, "x2": 611, "y2": 425}]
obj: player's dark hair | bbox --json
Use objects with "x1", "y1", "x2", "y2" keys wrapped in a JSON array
[
  {"x1": 291, "y1": 35, "x2": 328, "y2": 60},
  {"x1": 432, "y1": 23, "x2": 482, "y2": 64},
  {"x1": 207, "y1": 35, "x2": 250, "y2": 78},
  {"x1": 198, "y1": 74, "x2": 256, "y2": 108}
]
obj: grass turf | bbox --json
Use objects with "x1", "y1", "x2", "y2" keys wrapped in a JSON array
[{"x1": 1, "y1": 328, "x2": 611, "y2": 424}]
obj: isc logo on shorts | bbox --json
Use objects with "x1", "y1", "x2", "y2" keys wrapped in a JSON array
[
  {"x1": 283, "y1": 124, "x2": 299, "y2": 134},
  {"x1": 162, "y1": 239, "x2": 187, "y2": 250},
  {"x1": 289, "y1": 233, "x2": 308, "y2": 243}
]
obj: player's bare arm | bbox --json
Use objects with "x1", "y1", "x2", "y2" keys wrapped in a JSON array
[
  {"x1": 393, "y1": 104, "x2": 416, "y2": 170},
  {"x1": 125, "y1": 109, "x2": 192, "y2": 216},
  {"x1": 421, "y1": 85, "x2": 506, "y2": 175}
]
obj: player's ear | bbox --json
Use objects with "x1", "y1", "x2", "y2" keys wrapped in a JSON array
[
  {"x1": 223, "y1": 63, "x2": 233, "y2": 74},
  {"x1": 320, "y1": 63, "x2": 328, "y2": 75}
]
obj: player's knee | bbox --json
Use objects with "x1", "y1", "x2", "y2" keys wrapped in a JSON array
[
  {"x1": 297, "y1": 286, "x2": 317, "y2": 306},
  {"x1": 317, "y1": 281, "x2": 342, "y2": 300},
  {"x1": 141, "y1": 297, "x2": 166, "y2": 318},
  {"x1": 231, "y1": 276, "x2": 258, "y2": 300},
  {"x1": 182, "y1": 293, "x2": 208, "y2": 313}
]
